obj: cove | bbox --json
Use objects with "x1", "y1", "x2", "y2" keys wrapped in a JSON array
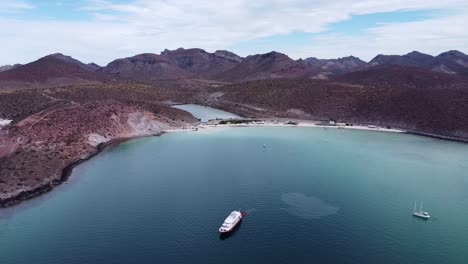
[{"x1": 1, "y1": 126, "x2": 468, "y2": 263}]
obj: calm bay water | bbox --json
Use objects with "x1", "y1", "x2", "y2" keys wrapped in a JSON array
[
  {"x1": 172, "y1": 104, "x2": 240, "y2": 122},
  {"x1": 1, "y1": 127, "x2": 468, "y2": 264}
]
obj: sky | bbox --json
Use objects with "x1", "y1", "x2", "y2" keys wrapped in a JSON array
[{"x1": 1, "y1": 0, "x2": 468, "y2": 65}]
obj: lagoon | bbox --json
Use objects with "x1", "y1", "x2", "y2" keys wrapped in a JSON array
[{"x1": 172, "y1": 104, "x2": 240, "y2": 122}]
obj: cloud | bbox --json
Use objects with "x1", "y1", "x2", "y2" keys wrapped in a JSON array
[
  {"x1": 1, "y1": 0, "x2": 468, "y2": 65},
  {"x1": 288, "y1": 12, "x2": 468, "y2": 61},
  {"x1": 0, "y1": 0, "x2": 34, "y2": 12},
  {"x1": 81, "y1": 0, "x2": 150, "y2": 14}
]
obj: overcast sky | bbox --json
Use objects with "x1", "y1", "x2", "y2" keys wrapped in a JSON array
[{"x1": 1, "y1": 0, "x2": 468, "y2": 65}]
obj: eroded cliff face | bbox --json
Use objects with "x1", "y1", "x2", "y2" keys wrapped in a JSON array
[{"x1": 0, "y1": 100, "x2": 193, "y2": 206}]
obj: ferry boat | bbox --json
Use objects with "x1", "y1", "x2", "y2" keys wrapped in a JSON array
[
  {"x1": 219, "y1": 210, "x2": 246, "y2": 233},
  {"x1": 413, "y1": 201, "x2": 430, "y2": 220}
]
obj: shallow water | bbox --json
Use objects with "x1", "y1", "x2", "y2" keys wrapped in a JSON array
[
  {"x1": 172, "y1": 104, "x2": 240, "y2": 122},
  {"x1": 1, "y1": 127, "x2": 468, "y2": 264}
]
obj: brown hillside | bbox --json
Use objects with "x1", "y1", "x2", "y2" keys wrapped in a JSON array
[
  {"x1": 216, "y1": 52, "x2": 313, "y2": 82},
  {"x1": 335, "y1": 65, "x2": 468, "y2": 90},
  {"x1": 0, "y1": 54, "x2": 106, "y2": 89},
  {"x1": 198, "y1": 78, "x2": 468, "y2": 138}
]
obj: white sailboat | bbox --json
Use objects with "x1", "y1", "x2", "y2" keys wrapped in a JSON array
[{"x1": 413, "y1": 201, "x2": 430, "y2": 219}]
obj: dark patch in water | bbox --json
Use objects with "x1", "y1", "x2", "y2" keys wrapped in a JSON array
[{"x1": 281, "y1": 193, "x2": 339, "y2": 219}]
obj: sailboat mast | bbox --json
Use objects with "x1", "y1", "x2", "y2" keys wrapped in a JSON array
[
  {"x1": 420, "y1": 202, "x2": 423, "y2": 213},
  {"x1": 414, "y1": 201, "x2": 417, "y2": 213}
]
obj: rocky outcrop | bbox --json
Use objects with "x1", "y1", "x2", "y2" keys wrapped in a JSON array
[
  {"x1": 126, "y1": 112, "x2": 171, "y2": 135},
  {"x1": 0, "y1": 99, "x2": 195, "y2": 207},
  {"x1": 214, "y1": 50, "x2": 244, "y2": 63},
  {"x1": 303, "y1": 56, "x2": 368, "y2": 75}
]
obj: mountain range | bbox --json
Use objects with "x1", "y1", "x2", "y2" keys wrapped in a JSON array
[{"x1": 1, "y1": 48, "x2": 467, "y2": 89}]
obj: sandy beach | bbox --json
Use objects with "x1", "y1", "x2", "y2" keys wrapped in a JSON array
[{"x1": 164, "y1": 118, "x2": 405, "y2": 134}]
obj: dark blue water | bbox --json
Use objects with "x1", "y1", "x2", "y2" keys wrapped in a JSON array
[{"x1": 1, "y1": 127, "x2": 468, "y2": 264}]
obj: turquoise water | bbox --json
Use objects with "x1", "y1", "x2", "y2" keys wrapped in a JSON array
[
  {"x1": 1, "y1": 127, "x2": 468, "y2": 264},
  {"x1": 172, "y1": 104, "x2": 241, "y2": 122}
]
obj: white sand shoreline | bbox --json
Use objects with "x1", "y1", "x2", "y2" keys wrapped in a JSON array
[{"x1": 164, "y1": 119, "x2": 405, "y2": 134}]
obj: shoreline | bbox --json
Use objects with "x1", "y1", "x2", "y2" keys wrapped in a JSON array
[
  {"x1": 1, "y1": 118, "x2": 466, "y2": 208},
  {"x1": 194, "y1": 118, "x2": 468, "y2": 144},
  {"x1": 176, "y1": 119, "x2": 408, "y2": 133},
  {"x1": 404, "y1": 130, "x2": 468, "y2": 144},
  {"x1": 0, "y1": 134, "x2": 161, "y2": 208}
]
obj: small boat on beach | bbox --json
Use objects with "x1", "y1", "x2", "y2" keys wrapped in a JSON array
[
  {"x1": 219, "y1": 210, "x2": 246, "y2": 233},
  {"x1": 413, "y1": 201, "x2": 430, "y2": 220}
]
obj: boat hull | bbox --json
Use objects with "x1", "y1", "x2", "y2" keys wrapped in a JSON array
[{"x1": 413, "y1": 213, "x2": 430, "y2": 220}]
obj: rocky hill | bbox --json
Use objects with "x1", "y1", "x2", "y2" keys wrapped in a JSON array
[
  {"x1": 369, "y1": 50, "x2": 468, "y2": 75},
  {"x1": 335, "y1": 64, "x2": 468, "y2": 90},
  {"x1": 103, "y1": 50, "x2": 317, "y2": 83},
  {"x1": 216, "y1": 51, "x2": 313, "y2": 82},
  {"x1": 102, "y1": 48, "x2": 243, "y2": 82},
  {"x1": 102, "y1": 53, "x2": 193, "y2": 82},
  {"x1": 0, "y1": 54, "x2": 107, "y2": 89},
  {"x1": 161, "y1": 48, "x2": 242, "y2": 78},
  {"x1": 302, "y1": 56, "x2": 368, "y2": 78},
  {"x1": 434, "y1": 50, "x2": 468, "y2": 75}
]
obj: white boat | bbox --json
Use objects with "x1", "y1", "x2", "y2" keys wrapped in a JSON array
[
  {"x1": 219, "y1": 210, "x2": 246, "y2": 233},
  {"x1": 413, "y1": 201, "x2": 430, "y2": 219}
]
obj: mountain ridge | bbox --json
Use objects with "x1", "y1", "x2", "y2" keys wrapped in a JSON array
[
  {"x1": 2, "y1": 49, "x2": 467, "y2": 87},
  {"x1": 369, "y1": 50, "x2": 468, "y2": 75},
  {"x1": 0, "y1": 53, "x2": 107, "y2": 89}
]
